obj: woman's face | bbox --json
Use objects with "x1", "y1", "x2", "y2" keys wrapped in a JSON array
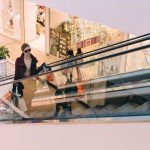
[{"x1": 23, "y1": 46, "x2": 31, "y2": 57}]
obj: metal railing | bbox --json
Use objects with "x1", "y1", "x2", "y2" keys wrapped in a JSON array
[{"x1": 0, "y1": 59, "x2": 15, "y2": 81}]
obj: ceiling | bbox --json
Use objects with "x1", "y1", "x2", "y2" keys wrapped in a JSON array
[{"x1": 31, "y1": 0, "x2": 150, "y2": 36}]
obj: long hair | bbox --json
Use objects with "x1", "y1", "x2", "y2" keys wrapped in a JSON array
[{"x1": 21, "y1": 43, "x2": 30, "y2": 51}]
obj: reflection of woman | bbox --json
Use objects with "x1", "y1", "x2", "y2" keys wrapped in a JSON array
[{"x1": 14, "y1": 43, "x2": 45, "y2": 114}]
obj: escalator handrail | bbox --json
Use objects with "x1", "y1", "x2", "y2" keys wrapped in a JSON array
[
  {"x1": 0, "y1": 33, "x2": 150, "y2": 82},
  {"x1": 58, "y1": 68, "x2": 150, "y2": 90},
  {"x1": 0, "y1": 43, "x2": 149, "y2": 86}
]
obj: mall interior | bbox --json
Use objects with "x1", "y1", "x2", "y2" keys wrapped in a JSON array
[
  {"x1": 0, "y1": 0, "x2": 150, "y2": 121},
  {"x1": 0, "y1": 0, "x2": 150, "y2": 149}
]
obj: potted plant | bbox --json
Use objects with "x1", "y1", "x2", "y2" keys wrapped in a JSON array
[{"x1": 0, "y1": 45, "x2": 10, "y2": 60}]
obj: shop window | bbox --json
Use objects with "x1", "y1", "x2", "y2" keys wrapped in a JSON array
[
  {"x1": 36, "y1": 5, "x2": 45, "y2": 36},
  {"x1": 50, "y1": 12, "x2": 127, "y2": 61},
  {"x1": 50, "y1": 22, "x2": 71, "y2": 58}
]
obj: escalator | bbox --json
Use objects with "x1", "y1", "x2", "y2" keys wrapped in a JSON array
[
  {"x1": 1, "y1": 32, "x2": 150, "y2": 83},
  {"x1": 0, "y1": 33, "x2": 150, "y2": 122}
]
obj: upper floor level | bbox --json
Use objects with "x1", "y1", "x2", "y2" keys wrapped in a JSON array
[{"x1": 32, "y1": 0, "x2": 150, "y2": 35}]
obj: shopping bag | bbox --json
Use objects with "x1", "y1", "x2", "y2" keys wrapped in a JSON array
[
  {"x1": 3, "y1": 91, "x2": 12, "y2": 101},
  {"x1": 46, "y1": 73, "x2": 54, "y2": 81},
  {"x1": 77, "y1": 83, "x2": 84, "y2": 93},
  {"x1": 18, "y1": 98, "x2": 27, "y2": 112}
]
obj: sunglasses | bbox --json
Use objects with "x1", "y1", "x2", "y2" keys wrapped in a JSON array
[{"x1": 24, "y1": 49, "x2": 31, "y2": 53}]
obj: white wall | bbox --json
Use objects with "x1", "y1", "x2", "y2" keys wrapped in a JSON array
[
  {"x1": 0, "y1": 0, "x2": 2, "y2": 31},
  {"x1": 50, "y1": 8, "x2": 68, "y2": 28},
  {"x1": 12, "y1": 0, "x2": 22, "y2": 41},
  {"x1": 0, "y1": 122, "x2": 150, "y2": 150},
  {"x1": 24, "y1": 0, "x2": 36, "y2": 41},
  {"x1": 31, "y1": 0, "x2": 150, "y2": 36}
]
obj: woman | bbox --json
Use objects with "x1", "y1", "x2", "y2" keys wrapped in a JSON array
[
  {"x1": 13, "y1": 43, "x2": 45, "y2": 114},
  {"x1": 14, "y1": 43, "x2": 44, "y2": 80}
]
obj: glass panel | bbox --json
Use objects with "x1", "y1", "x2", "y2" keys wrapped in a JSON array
[
  {"x1": 0, "y1": 98, "x2": 23, "y2": 121},
  {"x1": 52, "y1": 44, "x2": 150, "y2": 119},
  {"x1": 0, "y1": 38, "x2": 150, "y2": 123}
]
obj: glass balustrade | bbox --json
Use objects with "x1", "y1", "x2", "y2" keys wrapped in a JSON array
[{"x1": 0, "y1": 34, "x2": 150, "y2": 123}]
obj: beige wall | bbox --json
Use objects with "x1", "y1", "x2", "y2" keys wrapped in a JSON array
[
  {"x1": 13, "y1": 0, "x2": 22, "y2": 41},
  {"x1": 50, "y1": 8, "x2": 67, "y2": 28},
  {"x1": 126, "y1": 34, "x2": 150, "y2": 72},
  {"x1": 0, "y1": 0, "x2": 2, "y2": 31},
  {"x1": 1, "y1": 121, "x2": 150, "y2": 150},
  {"x1": 24, "y1": 0, "x2": 36, "y2": 42}
]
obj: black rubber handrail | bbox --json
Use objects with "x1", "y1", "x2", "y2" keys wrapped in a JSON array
[
  {"x1": 58, "y1": 68, "x2": 150, "y2": 90},
  {"x1": 8, "y1": 111, "x2": 150, "y2": 122},
  {"x1": 0, "y1": 33, "x2": 149, "y2": 82},
  {"x1": 0, "y1": 43, "x2": 149, "y2": 86},
  {"x1": 48, "y1": 33, "x2": 150, "y2": 67}
]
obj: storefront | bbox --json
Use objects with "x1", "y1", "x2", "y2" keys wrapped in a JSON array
[
  {"x1": 49, "y1": 11, "x2": 128, "y2": 56},
  {"x1": 49, "y1": 10, "x2": 129, "y2": 76}
]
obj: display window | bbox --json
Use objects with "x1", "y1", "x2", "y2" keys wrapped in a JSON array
[
  {"x1": 49, "y1": 10, "x2": 127, "y2": 59},
  {"x1": 36, "y1": 5, "x2": 45, "y2": 36}
]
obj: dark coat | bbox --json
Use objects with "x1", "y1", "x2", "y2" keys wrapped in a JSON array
[
  {"x1": 14, "y1": 53, "x2": 38, "y2": 80},
  {"x1": 13, "y1": 53, "x2": 43, "y2": 97}
]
